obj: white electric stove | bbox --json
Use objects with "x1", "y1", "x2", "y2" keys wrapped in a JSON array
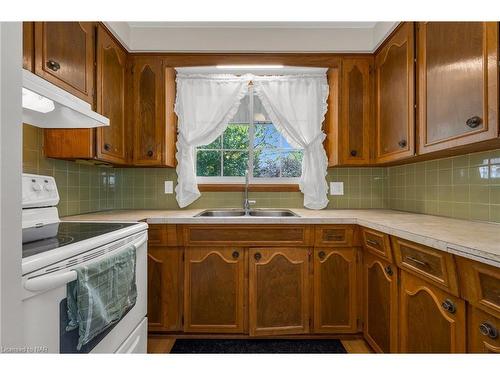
[{"x1": 21, "y1": 173, "x2": 148, "y2": 353}]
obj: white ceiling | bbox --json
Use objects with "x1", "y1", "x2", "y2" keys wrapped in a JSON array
[{"x1": 105, "y1": 21, "x2": 398, "y2": 53}]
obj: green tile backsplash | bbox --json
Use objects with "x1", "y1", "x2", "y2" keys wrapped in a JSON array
[
  {"x1": 22, "y1": 124, "x2": 388, "y2": 215},
  {"x1": 23, "y1": 124, "x2": 500, "y2": 222},
  {"x1": 387, "y1": 149, "x2": 500, "y2": 222}
]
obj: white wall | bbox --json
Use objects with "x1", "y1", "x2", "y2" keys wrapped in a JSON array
[{"x1": 0, "y1": 21, "x2": 23, "y2": 349}]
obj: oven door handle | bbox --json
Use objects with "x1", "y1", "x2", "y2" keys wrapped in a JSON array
[
  {"x1": 24, "y1": 232, "x2": 148, "y2": 292},
  {"x1": 24, "y1": 270, "x2": 77, "y2": 292}
]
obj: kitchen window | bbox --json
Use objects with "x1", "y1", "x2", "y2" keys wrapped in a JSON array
[{"x1": 196, "y1": 89, "x2": 303, "y2": 184}]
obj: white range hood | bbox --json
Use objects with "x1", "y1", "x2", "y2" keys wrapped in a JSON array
[{"x1": 22, "y1": 69, "x2": 109, "y2": 128}]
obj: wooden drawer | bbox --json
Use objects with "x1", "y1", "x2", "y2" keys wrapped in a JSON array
[
  {"x1": 393, "y1": 237, "x2": 459, "y2": 296},
  {"x1": 314, "y1": 225, "x2": 355, "y2": 247},
  {"x1": 360, "y1": 227, "x2": 393, "y2": 262},
  {"x1": 183, "y1": 225, "x2": 313, "y2": 247},
  {"x1": 456, "y1": 256, "x2": 500, "y2": 318},
  {"x1": 468, "y1": 306, "x2": 500, "y2": 353},
  {"x1": 148, "y1": 224, "x2": 181, "y2": 246}
]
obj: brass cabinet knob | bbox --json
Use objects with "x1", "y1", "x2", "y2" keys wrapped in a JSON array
[
  {"x1": 46, "y1": 60, "x2": 61, "y2": 72},
  {"x1": 441, "y1": 299, "x2": 456, "y2": 314},
  {"x1": 350, "y1": 150, "x2": 357, "y2": 157},
  {"x1": 232, "y1": 251, "x2": 239, "y2": 259},
  {"x1": 104, "y1": 143, "x2": 111, "y2": 151},
  {"x1": 398, "y1": 139, "x2": 407, "y2": 148},
  {"x1": 147, "y1": 150, "x2": 154, "y2": 157},
  {"x1": 254, "y1": 252, "x2": 262, "y2": 261},
  {"x1": 318, "y1": 251, "x2": 326, "y2": 260},
  {"x1": 466, "y1": 116, "x2": 482, "y2": 129},
  {"x1": 384, "y1": 265, "x2": 393, "y2": 276}
]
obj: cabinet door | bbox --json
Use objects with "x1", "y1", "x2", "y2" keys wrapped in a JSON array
[
  {"x1": 249, "y1": 248, "x2": 310, "y2": 336},
  {"x1": 95, "y1": 25, "x2": 127, "y2": 164},
  {"x1": 34, "y1": 22, "x2": 95, "y2": 103},
  {"x1": 184, "y1": 247, "x2": 246, "y2": 333},
  {"x1": 417, "y1": 22, "x2": 498, "y2": 154},
  {"x1": 148, "y1": 246, "x2": 183, "y2": 332},
  {"x1": 340, "y1": 58, "x2": 372, "y2": 165},
  {"x1": 400, "y1": 271, "x2": 465, "y2": 353},
  {"x1": 313, "y1": 247, "x2": 358, "y2": 333},
  {"x1": 468, "y1": 306, "x2": 500, "y2": 353},
  {"x1": 375, "y1": 22, "x2": 415, "y2": 163},
  {"x1": 363, "y1": 252, "x2": 398, "y2": 353},
  {"x1": 23, "y1": 22, "x2": 34, "y2": 71},
  {"x1": 132, "y1": 57, "x2": 165, "y2": 166}
]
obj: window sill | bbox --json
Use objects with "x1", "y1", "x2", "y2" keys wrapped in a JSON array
[{"x1": 198, "y1": 184, "x2": 300, "y2": 192}]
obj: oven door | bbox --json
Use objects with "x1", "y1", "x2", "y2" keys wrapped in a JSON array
[{"x1": 22, "y1": 230, "x2": 147, "y2": 353}]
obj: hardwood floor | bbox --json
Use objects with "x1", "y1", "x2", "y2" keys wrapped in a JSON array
[
  {"x1": 148, "y1": 335, "x2": 176, "y2": 353},
  {"x1": 341, "y1": 339, "x2": 374, "y2": 353}
]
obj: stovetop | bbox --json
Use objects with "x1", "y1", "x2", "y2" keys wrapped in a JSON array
[{"x1": 22, "y1": 221, "x2": 138, "y2": 258}]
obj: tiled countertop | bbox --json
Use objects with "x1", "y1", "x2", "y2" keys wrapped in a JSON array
[{"x1": 64, "y1": 209, "x2": 500, "y2": 267}]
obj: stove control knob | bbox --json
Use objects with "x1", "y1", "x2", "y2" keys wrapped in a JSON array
[
  {"x1": 32, "y1": 182, "x2": 42, "y2": 192},
  {"x1": 44, "y1": 183, "x2": 55, "y2": 191}
]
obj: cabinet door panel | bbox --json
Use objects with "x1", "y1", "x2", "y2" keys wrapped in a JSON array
[
  {"x1": 148, "y1": 247, "x2": 183, "y2": 332},
  {"x1": 95, "y1": 25, "x2": 127, "y2": 164},
  {"x1": 249, "y1": 248, "x2": 310, "y2": 336},
  {"x1": 363, "y1": 253, "x2": 398, "y2": 353},
  {"x1": 314, "y1": 248, "x2": 358, "y2": 333},
  {"x1": 375, "y1": 22, "x2": 415, "y2": 163},
  {"x1": 184, "y1": 247, "x2": 246, "y2": 333},
  {"x1": 468, "y1": 306, "x2": 500, "y2": 353},
  {"x1": 400, "y1": 271, "x2": 465, "y2": 353},
  {"x1": 341, "y1": 58, "x2": 371, "y2": 164},
  {"x1": 132, "y1": 57, "x2": 165, "y2": 166},
  {"x1": 34, "y1": 22, "x2": 94, "y2": 103},
  {"x1": 418, "y1": 22, "x2": 498, "y2": 153}
]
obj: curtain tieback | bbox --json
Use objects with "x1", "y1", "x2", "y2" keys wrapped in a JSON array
[{"x1": 303, "y1": 133, "x2": 326, "y2": 152}]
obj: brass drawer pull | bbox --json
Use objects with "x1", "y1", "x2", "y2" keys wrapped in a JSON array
[
  {"x1": 479, "y1": 322, "x2": 498, "y2": 339},
  {"x1": 366, "y1": 239, "x2": 380, "y2": 247},
  {"x1": 405, "y1": 256, "x2": 428, "y2": 267},
  {"x1": 326, "y1": 235, "x2": 344, "y2": 241}
]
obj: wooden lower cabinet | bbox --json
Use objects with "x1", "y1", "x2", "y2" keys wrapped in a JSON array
[
  {"x1": 313, "y1": 247, "x2": 359, "y2": 333},
  {"x1": 184, "y1": 247, "x2": 246, "y2": 333},
  {"x1": 468, "y1": 306, "x2": 500, "y2": 353},
  {"x1": 399, "y1": 271, "x2": 465, "y2": 353},
  {"x1": 249, "y1": 247, "x2": 310, "y2": 336},
  {"x1": 363, "y1": 252, "x2": 398, "y2": 353},
  {"x1": 147, "y1": 246, "x2": 183, "y2": 332}
]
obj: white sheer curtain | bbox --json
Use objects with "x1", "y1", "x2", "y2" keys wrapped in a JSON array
[
  {"x1": 174, "y1": 74, "x2": 249, "y2": 207},
  {"x1": 174, "y1": 69, "x2": 329, "y2": 209},
  {"x1": 253, "y1": 74, "x2": 329, "y2": 209}
]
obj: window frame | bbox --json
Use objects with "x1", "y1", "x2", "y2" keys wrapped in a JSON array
[{"x1": 195, "y1": 86, "x2": 302, "y2": 185}]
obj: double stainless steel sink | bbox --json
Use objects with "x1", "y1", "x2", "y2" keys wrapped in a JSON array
[{"x1": 195, "y1": 208, "x2": 299, "y2": 217}]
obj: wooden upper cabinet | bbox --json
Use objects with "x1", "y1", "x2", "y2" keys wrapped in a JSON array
[
  {"x1": 399, "y1": 271, "x2": 465, "y2": 353},
  {"x1": 375, "y1": 22, "x2": 415, "y2": 164},
  {"x1": 363, "y1": 252, "x2": 398, "y2": 353},
  {"x1": 313, "y1": 247, "x2": 359, "y2": 333},
  {"x1": 95, "y1": 25, "x2": 128, "y2": 164},
  {"x1": 34, "y1": 22, "x2": 95, "y2": 104},
  {"x1": 417, "y1": 22, "x2": 499, "y2": 154},
  {"x1": 184, "y1": 247, "x2": 246, "y2": 333},
  {"x1": 249, "y1": 248, "x2": 310, "y2": 336},
  {"x1": 131, "y1": 57, "x2": 166, "y2": 166},
  {"x1": 339, "y1": 57, "x2": 372, "y2": 165},
  {"x1": 23, "y1": 22, "x2": 34, "y2": 71}
]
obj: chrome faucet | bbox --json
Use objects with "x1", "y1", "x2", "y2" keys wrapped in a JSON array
[{"x1": 244, "y1": 169, "x2": 256, "y2": 215}]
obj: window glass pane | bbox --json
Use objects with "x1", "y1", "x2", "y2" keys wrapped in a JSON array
[
  {"x1": 198, "y1": 136, "x2": 221, "y2": 150},
  {"x1": 254, "y1": 150, "x2": 280, "y2": 178},
  {"x1": 196, "y1": 150, "x2": 221, "y2": 176},
  {"x1": 223, "y1": 151, "x2": 249, "y2": 177},
  {"x1": 223, "y1": 124, "x2": 249, "y2": 150},
  {"x1": 282, "y1": 151, "x2": 303, "y2": 177},
  {"x1": 280, "y1": 134, "x2": 294, "y2": 149},
  {"x1": 254, "y1": 124, "x2": 279, "y2": 149}
]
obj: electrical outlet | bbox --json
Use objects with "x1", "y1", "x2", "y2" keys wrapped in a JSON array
[
  {"x1": 164, "y1": 181, "x2": 174, "y2": 194},
  {"x1": 330, "y1": 182, "x2": 344, "y2": 196}
]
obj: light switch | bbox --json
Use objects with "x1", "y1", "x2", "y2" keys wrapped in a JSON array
[
  {"x1": 330, "y1": 182, "x2": 344, "y2": 196},
  {"x1": 164, "y1": 181, "x2": 174, "y2": 194}
]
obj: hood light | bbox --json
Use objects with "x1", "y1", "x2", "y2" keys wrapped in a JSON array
[{"x1": 22, "y1": 88, "x2": 55, "y2": 114}]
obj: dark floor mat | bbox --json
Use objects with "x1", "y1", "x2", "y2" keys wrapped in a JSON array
[{"x1": 170, "y1": 339, "x2": 347, "y2": 354}]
